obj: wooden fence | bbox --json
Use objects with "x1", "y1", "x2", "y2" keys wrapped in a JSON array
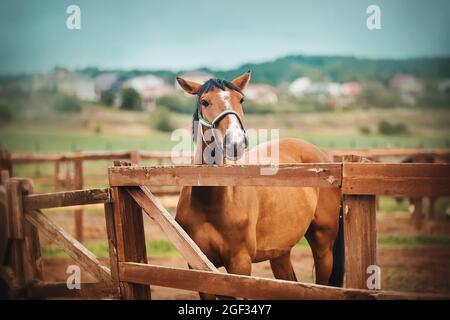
[
  {"x1": 1, "y1": 153, "x2": 450, "y2": 299},
  {"x1": 10, "y1": 148, "x2": 450, "y2": 242}
]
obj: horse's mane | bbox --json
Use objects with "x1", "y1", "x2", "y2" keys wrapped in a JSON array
[{"x1": 192, "y1": 78, "x2": 243, "y2": 142}]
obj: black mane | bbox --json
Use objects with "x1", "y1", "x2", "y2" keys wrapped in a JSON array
[{"x1": 192, "y1": 78, "x2": 242, "y2": 141}]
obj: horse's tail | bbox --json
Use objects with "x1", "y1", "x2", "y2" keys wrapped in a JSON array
[{"x1": 328, "y1": 205, "x2": 345, "y2": 287}]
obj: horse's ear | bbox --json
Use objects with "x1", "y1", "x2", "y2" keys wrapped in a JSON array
[
  {"x1": 231, "y1": 71, "x2": 251, "y2": 91},
  {"x1": 176, "y1": 77, "x2": 201, "y2": 95}
]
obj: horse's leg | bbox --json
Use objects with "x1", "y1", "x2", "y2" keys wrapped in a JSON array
[
  {"x1": 225, "y1": 251, "x2": 252, "y2": 276},
  {"x1": 269, "y1": 251, "x2": 297, "y2": 281},
  {"x1": 305, "y1": 227, "x2": 335, "y2": 285},
  {"x1": 188, "y1": 264, "x2": 217, "y2": 300}
]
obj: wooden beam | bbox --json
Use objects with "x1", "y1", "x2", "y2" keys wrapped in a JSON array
[
  {"x1": 23, "y1": 188, "x2": 110, "y2": 211},
  {"x1": 331, "y1": 148, "x2": 450, "y2": 158},
  {"x1": 108, "y1": 164, "x2": 342, "y2": 187},
  {"x1": 119, "y1": 262, "x2": 450, "y2": 300},
  {"x1": 25, "y1": 281, "x2": 119, "y2": 299},
  {"x1": 104, "y1": 202, "x2": 119, "y2": 287},
  {"x1": 74, "y1": 159, "x2": 84, "y2": 242},
  {"x1": 126, "y1": 186, "x2": 218, "y2": 272},
  {"x1": 342, "y1": 163, "x2": 450, "y2": 196},
  {"x1": 25, "y1": 210, "x2": 112, "y2": 284},
  {"x1": 343, "y1": 195, "x2": 377, "y2": 289},
  {"x1": 112, "y1": 187, "x2": 150, "y2": 299}
]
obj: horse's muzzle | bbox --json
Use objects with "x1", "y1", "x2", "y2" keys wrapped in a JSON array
[{"x1": 224, "y1": 130, "x2": 246, "y2": 160}]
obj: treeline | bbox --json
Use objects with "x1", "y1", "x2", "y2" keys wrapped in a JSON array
[{"x1": 78, "y1": 55, "x2": 450, "y2": 86}]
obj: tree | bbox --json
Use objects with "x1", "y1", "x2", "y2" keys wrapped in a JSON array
[
  {"x1": 149, "y1": 107, "x2": 176, "y2": 132},
  {"x1": 53, "y1": 94, "x2": 82, "y2": 113},
  {"x1": 100, "y1": 89, "x2": 114, "y2": 106},
  {"x1": 121, "y1": 88, "x2": 142, "y2": 110}
]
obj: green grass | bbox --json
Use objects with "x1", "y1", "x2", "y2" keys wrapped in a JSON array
[
  {"x1": 42, "y1": 239, "x2": 179, "y2": 259},
  {"x1": 377, "y1": 235, "x2": 450, "y2": 248},
  {"x1": 41, "y1": 235, "x2": 450, "y2": 259},
  {"x1": 378, "y1": 197, "x2": 410, "y2": 213}
]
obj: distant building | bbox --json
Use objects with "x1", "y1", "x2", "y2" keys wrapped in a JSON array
[
  {"x1": 389, "y1": 74, "x2": 423, "y2": 106},
  {"x1": 289, "y1": 77, "x2": 312, "y2": 98},
  {"x1": 33, "y1": 70, "x2": 96, "y2": 101},
  {"x1": 58, "y1": 74, "x2": 96, "y2": 101},
  {"x1": 175, "y1": 71, "x2": 214, "y2": 88},
  {"x1": 95, "y1": 73, "x2": 120, "y2": 95},
  {"x1": 289, "y1": 77, "x2": 361, "y2": 107},
  {"x1": 243, "y1": 83, "x2": 278, "y2": 104},
  {"x1": 123, "y1": 75, "x2": 174, "y2": 111}
]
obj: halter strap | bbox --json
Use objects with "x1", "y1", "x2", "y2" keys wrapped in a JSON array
[
  {"x1": 197, "y1": 108, "x2": 248, "y2": 157},
  {"x1": 198, "y1": 109, "x2": 246, "y2": 132}
]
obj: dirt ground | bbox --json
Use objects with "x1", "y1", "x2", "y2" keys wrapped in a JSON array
[{"x1": 39, "y1": 206, "x2": 450, "y2": 299}]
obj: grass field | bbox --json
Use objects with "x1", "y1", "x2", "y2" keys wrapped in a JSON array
[{"x1": 1, "y1": 105, "x2": 449, "y2": 153}]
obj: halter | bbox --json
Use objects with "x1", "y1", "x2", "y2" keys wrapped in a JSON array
[{"x1": 197, "y1": 106, "x2": 248, "y2": 156}]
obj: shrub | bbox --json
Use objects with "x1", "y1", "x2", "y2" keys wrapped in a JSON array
[
  {"x1": 53, "y1": 94, "x2": 82, "y2": 113},
  {"x1": 357, "y1": 83, "x2": 402, "y2": 108},
  {"x1": 359, "y1": 126, "x2": 372, "y2": 135},
  {"x1": 149, "y1": 107, "x2": 176, "y2": 132},
  {"x1": 378, "y1": 120, "x2": 409, "y2": 135},
  {"x1": 156, "y1": 94, "x2": 193, "y2": 114},
  {"x1": 121, "y1": 88, "x2": 142, "y2": 110},
  {"x1": 100, "y1": 89, "x2": 114, "y2": 106},
  {"x1": 0, "y1": 103, "x2": 13, "y2": 124}
]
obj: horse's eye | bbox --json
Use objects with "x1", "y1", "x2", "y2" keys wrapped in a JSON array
[
  {"x1": 240, "y1": 98, "x2": 245, "y2": 104},
  {"x1": 201, "y1": 100, "x2": 209, "y2": 107}
]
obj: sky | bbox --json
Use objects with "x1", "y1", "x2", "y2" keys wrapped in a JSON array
[{"x1": 0, "y1": 0, "x2": 449, "y2": 74}]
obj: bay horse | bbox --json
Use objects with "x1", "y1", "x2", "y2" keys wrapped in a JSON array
[{"x1": 175, "y1": 71, "x2": 343, "y2": 299}]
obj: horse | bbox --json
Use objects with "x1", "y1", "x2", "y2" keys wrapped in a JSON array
[{"x1": 175, "y1": 71, "x2": 343, "y2": 299}]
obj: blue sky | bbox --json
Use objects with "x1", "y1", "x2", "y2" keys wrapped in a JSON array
[{"x1": 1, "y1": 0, "x2": 449, "y2": 74}]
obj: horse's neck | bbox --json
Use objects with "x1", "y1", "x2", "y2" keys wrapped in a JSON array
[{"x1": 191, "y1": 126, "x2": 229, "y2": 208}]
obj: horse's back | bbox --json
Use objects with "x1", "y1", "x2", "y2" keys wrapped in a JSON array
[{"x1": 243, "y1": 138, "x2": 332, "y2": 165}]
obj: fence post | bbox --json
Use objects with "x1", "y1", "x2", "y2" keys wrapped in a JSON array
[
  {"x1": 104, "y1": 200, "x2": 120, "y2": 295},
  {"x1": 130, "y1": 151, "x2": 140, "y2": 165},
  {"x1": 342, "y1": 155, "x2": 377, "y2": 290},
  {"x1": 411, "y1": 197, "x2": 423, "y2": 230},
  {"x1": 54, "y1": 160, "x2": 61, "y2": 191},
  {"x1": 0, "y1": 150, "x2": 13, "y2": 267},
  {"x1": 5, "y1": 178, "x2": 43, "y2": 292},
  {"x1": 74, "y1": 159, "x2": 83, "y2": 242},
  {"x1": 111, "y1": 161, "x2": 150, "y2": 300}
]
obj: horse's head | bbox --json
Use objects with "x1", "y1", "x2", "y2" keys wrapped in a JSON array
[{"x1": 176, "y1": 71, "x2": 251, "y2": 161}]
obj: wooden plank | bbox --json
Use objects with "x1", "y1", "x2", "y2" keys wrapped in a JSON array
[
  {"x1": 108, "y1": 163, "x2": 342, "y2": 187},
  {"x1": 19, "y1": 179, "x2": 44, "y2": 285},
  {"x1": 25, "y1": 281, "x2": 119, "y2": 299},
  {"x1": 342, "y1": 163, "x2": 450, "y2": 196},
  {"x1": 74, "y1": 159, "x2": 84, "y2": 242},
  {"x1": 112, "y1": 187, "x2": 150, "y2": 300},
  {"x1": 104, "y1": 202, "x2": 119, "y2": 287},
  {"x1": 119, "y1": 262, "x2": 450, "y2": 300},
  {"x1": 331, "y1": 148, "x2": 450, "y2": 158},
  {"x1": 126, "y1": 186, "x2": 218, "y2": 272},
  {"x1": 343, "y1": 195, "x2": 377, "y2": 289},
  {"x1": 25, "y1": 209, "x2": 112, "y2": 284},
  {"x1": 23, "y1": 188, "x2": 110, "y2": 211}
]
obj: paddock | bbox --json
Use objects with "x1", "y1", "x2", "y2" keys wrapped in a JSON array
[{"x1": 1, "y1": 151, "x2": 449, "y2": 300}]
